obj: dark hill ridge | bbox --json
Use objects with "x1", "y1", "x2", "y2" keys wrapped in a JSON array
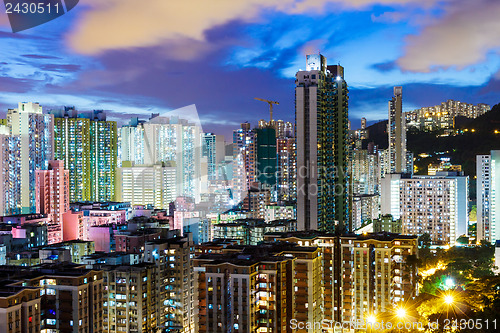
[{"x1": 363, "y1": 103, "x2": 500, "y2": 178}]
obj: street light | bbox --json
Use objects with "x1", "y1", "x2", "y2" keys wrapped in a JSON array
[
  {"x1": 395, "y1": 307, "x2": 407, "y2": 333},
  {"x1": 444, "y1": 294, "x2": 454, "y2": 306},
  {"x1": 396, "y1": 307, "x2": 407, "y2": 319},
  {"x1": 366, "y1": 314, "x2": 377, "y2": 332}
]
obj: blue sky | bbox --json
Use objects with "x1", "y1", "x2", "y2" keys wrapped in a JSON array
[{"x1": 1, "y1": 0, "x2": 500, "y2": 139}]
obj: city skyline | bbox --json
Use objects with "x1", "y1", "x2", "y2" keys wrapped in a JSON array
[
  {"x1": 1, "y1": 3, "x2": 500, "y2": 333},
  {"x1": 1, "y1": 1, "x2": 500, "y2": 138}
]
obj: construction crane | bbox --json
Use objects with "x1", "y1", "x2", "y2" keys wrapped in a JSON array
[{"x1": 254, "y1": 97, "x2": 279, "y2": 123}]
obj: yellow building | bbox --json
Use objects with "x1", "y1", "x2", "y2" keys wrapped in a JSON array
[{"x1": 264, "y1": 232, "x2": 418, "y2": 328}]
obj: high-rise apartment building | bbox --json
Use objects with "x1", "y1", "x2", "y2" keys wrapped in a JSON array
[
  {"x1": 101, "y1": 264, "x2": 160, "y2": 333},
  {"x1": 263, "y1": 232, "x2": 419, "y2": 325},
  {"x1": 194, "y1": 242, "x2": 321, "y2": 333},
  {"x1": 276, "y1": 137, "x2": 296, "y2": 203},
  {"x1": 388, "y1": 87, "x2": 406, "y2": 174},
  {"x1": 296, "y1": 54, "x2": 349, "y2": 232},
  {"x1": 0, "y1": 129, "x2": 21, "y2": 216},
  {"x1": 351, "y1": 194, "x2": 380, "y2": 230},
  {"x1": 2, "y1": 264, "x2": 104, "y2": 333},
  {"x1": 51, "y1": 108, "x2": 117, "y2": 202},
  {"x1": 350, "y1": 144, "x2": 380, "y2": 196},
  {"x1": 361, "y1": 117, "x2": 367, "y2": 130},
  {"x1": 118, "y1": 117, "x2": 146, "y2": 166},
  {"x1": 381, "y1": 173, "x2": 469, "y2": 245},
  {"x1": 144, "y1": 236, "x2": 197, "y2": 332},
  {"x1": 115, "y1": 161, "x2": 177, "y2": 210},
  {"x1": 242, "y1": 188, "x2": 271, "y2": 219},
  {"x1": 7, "y1": 102, "x2": 54, "y2": 213},
  {"x1": 255, "y1": 127, "x2": 277, "y2": 188},
  {"x1": 0, "y1": 284, "x2": 41, "y2": 333},
  {"x1": 120, "y1": 115, "x2": 204, "y2": 202},
  {"x1": 232, "y1": 123, "x2": 257, "y2": 204},
  {"x1": 203, "y1": 133, "x2": 225, "y2": 182},
  {"x1": 477, "y1": 151, "x2": 500, "y2": 243},
  {"x1": 36, "y1": 160, "x2": 70, "y2": 244}
]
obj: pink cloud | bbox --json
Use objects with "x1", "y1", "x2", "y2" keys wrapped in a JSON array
[
  {"x1": 398, "y1": 0, "x2": 500, "y2": 72},
  {"x1": 67, "y1": 0, "x2": 431, "y2": 57},
  {"x1": 0, "y1": 12, "x2": 9, "y2": 27}
]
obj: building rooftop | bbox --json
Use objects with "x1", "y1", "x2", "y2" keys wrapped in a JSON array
[
  {"x1": 0, "y1": 263, "x2": 98, "y2": 280},
  {"x1": 264, "y1": 230, "x2": 418, "y2": 241},
  {"x1": 146, "y1": 236, "x2": 189, "y2": 246}
]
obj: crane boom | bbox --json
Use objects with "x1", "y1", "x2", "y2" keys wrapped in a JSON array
[{"x1": 254, "y1": 97, "x2": 279, "y2": 122}]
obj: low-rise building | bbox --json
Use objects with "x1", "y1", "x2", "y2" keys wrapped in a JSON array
[{"x1": 0, "y1": 283, "x2": 41, "y2": 333}]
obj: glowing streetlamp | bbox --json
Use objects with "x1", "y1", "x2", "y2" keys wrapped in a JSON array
[
  {"x1": 444, "y1": 294, "x2": 454, "y2": 306},
  {"x1": 366, "y1": 314, "x2": 377, "y2": 332},
  {"x1": 396, "y1": 307, "x2": 407, "y2": 319}
]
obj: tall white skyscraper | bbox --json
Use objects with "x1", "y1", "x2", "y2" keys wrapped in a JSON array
[
  {"x1": 7, "y1": 102, "x2": 54, "y2": 213},
  {"x1": 477, "y1": 151, "x2": 500, "y2": 243},
  {"x1": 388, "y1": 87, "x2": 407, "y2": 174},
  {"x1": 118, "y1": 118, "x2": 145, "y2": 167}
]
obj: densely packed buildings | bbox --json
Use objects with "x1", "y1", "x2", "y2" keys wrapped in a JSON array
[{"x1": 0, "y1": 53, "x2": 494, "y2": 333}]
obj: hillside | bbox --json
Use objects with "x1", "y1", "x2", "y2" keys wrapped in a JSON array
[{"x1": 364, "y1": 103, "x2": 500, "y2": 178}]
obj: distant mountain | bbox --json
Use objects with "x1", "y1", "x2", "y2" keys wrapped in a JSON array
[{"x1": 363, "y1": 120, "x2": 388, "y2": 150}]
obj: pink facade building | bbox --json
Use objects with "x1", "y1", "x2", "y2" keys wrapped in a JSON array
[
  {"x1": 82, "y1": 210, "x2": 127, "y2": 240},
  {"x1": 62, "y1": 210, "x2": 84, "y2": 241},
  {"x1": 35, "y1": 160, "x2": 70, "y2": 244}
]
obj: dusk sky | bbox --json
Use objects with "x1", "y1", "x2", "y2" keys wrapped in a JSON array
[{"x1": 1, "y1": 0, "x2": 500, "y2": 139}]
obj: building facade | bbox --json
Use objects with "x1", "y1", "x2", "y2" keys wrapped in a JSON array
[
  {"x1": 232, "y1": 123, "x2": 257, "y2": 204},
  {"x1": 0, "y1": 131, "x2": 21, "y2": 216},
  {"x1": 7, "y1": 102, "x2": 54, "y2": 214},
  {"x1": 477, "y1": 151, "x2": 500, "y2": 243},
  {"x1": 263, "y1": 232, "x2": 419, "y2": 326},
  {"x1": 381, "y1": 173, "x2": 469, "y2": 246},
  {"x1": 36, "y1": 160, "x2": 70, "y2": 244},
  {"x1": 51, "y1": 108, "x2": 117, "y2": 202},
  {"x1": 296, "y1": 54, "x2": 349, "y2": 232},
  {"x1": 388, "y1": 87, "x2": 407, "y2": 174},
  {"x1": 120, "y1": 115, "x2": 204, "y2": 203},
  {"x1": 144, "y1": 236, "x2": 197, "y2": 332},
  {"x1": 115, "y1": 162, "x2": 177, "y2": 210},
  {"x1": 101, "y1": 264, "x2": 160, "y2": 333}
]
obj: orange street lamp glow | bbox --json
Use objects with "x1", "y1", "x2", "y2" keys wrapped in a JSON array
[
  {"x1": 396, "y1": 307, "x2": 407, "y2": 319},
  {"x1": 444, "y1": 294, "x2": 454, "y2": 305}
]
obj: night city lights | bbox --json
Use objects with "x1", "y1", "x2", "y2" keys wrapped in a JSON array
[{"x1": 0, "y1": 1, "x2": 499, "y2": 332}]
